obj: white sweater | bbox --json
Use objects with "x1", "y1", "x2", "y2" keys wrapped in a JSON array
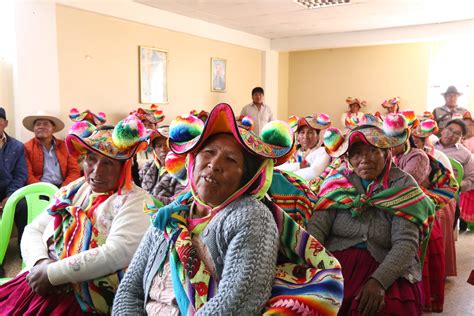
[
  {"x1": 277, "y1": 147, "x2": 330, "y2": 181},
  {"x1": 21, "y1": 178, "x2": 152, "y2": 286}
]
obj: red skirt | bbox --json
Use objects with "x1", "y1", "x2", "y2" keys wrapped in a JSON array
[
  {"x1": 460, "y1": 190, "x2": 474, "y2": 223},
  {"x1": 0, "y1": 272, "x2": 95, "y2": 316},
  {"x1": 436, "y1": 199, "x2": 457, "y2": 276},
  {"x1": 332, "y1": 248, "x2": 423, "y2": 316},
  {"x1": 422, "y1": 218, "x2": 446, "y2": 313}
]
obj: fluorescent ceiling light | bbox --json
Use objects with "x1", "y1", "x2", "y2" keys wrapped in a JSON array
[{"x1": 294, "y1": 0, "x2": 352, "y2": 9}]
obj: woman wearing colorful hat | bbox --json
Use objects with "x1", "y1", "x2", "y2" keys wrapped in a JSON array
[
  {"x1": 412, "y1": 119, "x2": 459, "y2": 280},
  {"x1": 139, "y1": 126, "x2": 185, "y2": 205},
  {"x1": 278, "y1": 114, "x2": 331, "y2": 181},
  {"x1": 309, "y1": 114, "x2": 436, "y2": 316},
  {"x1": 113, "y1": 103, "x2": 343, "y2": 315},
  {"x1": 396, "y1": 111, "x2": 460, "y2": 312},
  {"x1": 69, "y1": 108, "x2": 107, "y2": 126},
  {"x1": 0, "y1": 117, "x2": 152, "y2": 315},
  {"x1": 462, "y1": 111, "x2": 474, "y2": 153},
  {"x1": 433, "y1": 119, "x2": 474, "y2": 233},
  {"x1": 381, "y1": 97, "x2": 401, "y2": 115},
  {"x1": 130, "y1": 105, "x2": 166, "y2": 183},
  {"x1": 341, "y1": 97, "x2": 366, "y2": 129}
]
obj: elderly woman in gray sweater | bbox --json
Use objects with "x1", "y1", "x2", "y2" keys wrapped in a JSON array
[
  {"x1": 310, "y1": 114, "x2": 435, "y2": 316},
  {"x1": 113, "y1": 104, "x2": 300, "y2": 315}
]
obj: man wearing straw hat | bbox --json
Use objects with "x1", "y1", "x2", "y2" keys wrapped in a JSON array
[
  {"x1": 15, "y1": 111, "x2": 81, "y2": 245},
  {"x1": 433, "y1": 86, "x2": 468, "y2": 129}
]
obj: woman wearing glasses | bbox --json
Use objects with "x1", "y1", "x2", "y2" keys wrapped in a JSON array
[{"x1": 434, "y1": 119, "x2": 474, "y2": 232}]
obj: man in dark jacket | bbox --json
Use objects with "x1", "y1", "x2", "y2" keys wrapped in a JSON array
[{"x1": 0, "y1": 107, "x2": 28, "y2": 277}]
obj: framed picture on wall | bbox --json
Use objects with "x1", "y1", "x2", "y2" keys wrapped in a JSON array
[
  {"x1": 139, "y1": 46, "x2": 168, "y2": 103},
  {"x1": 211, "y1": 58, "x2": 226, "y2": 92}
]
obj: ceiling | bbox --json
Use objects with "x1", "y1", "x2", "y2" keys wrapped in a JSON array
[{"x1": 135, "y1": 0, "x2": 474, "y2": 39}]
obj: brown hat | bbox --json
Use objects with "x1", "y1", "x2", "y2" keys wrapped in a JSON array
[{"x1": 441, "y1": 86, "x2": 463, "y2": 96}]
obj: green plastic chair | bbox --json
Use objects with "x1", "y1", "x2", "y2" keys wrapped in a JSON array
[
  {"x1": 449, "y1": 158, "x2": 464, "y2": 187},
  {"x1": 449, "y1": 158, "x2": 464, "y2": 202},
  {"x1": 0, "y1": 182, "x2": 58, "y2": 284}
]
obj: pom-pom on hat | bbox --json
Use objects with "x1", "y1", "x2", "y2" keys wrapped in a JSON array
[
  {"x1": 131, "y1": 104, "x2": 165, "y2": 124},
  {"x1": 237, "y1": 115, "x2": 254, "y2": 131},
  {"x1": 323, "y1": 128, "x2": 345, "y2": 156},
  {"x1": 69, "y1": 121, "x2": 95, "y2": 138},
  {"x1": 399, "y1": 110, "x2": 419, "y2": 129},
  {"x1": 66, "y1": 115, "x2": 147, "y2": 161},
  {"x1": 68, "y1": 108, "x2": 107, "y2": 126},
  {"x1": 412, "y1": 119, "x2": 438, "y2": 138},
  {"x1": 169, "y1": 115, "x2": 204, "y2": 143},
  {"x1": 169, "y1": 103, "x2": 295, "y2": 166},
  {"x1": 288, "y1": 115, "x2": 299, "y2": 132},
  {"x1": 165, "y1": 151, "x2": 187, "y2": 184},
  {"x1": 324, "y1": 113, "x2": 409, "y2": 157},
  {"x1": 344, "y1": 115, "x2": 359, "y2": 130}
]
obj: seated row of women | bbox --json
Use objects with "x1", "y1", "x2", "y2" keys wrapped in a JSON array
[{"x1": 0, "y1": 103, "x2": 461, "y2": 316}]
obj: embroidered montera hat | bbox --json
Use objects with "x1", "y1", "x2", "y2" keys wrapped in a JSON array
[
  {"x1": 131, "y1": 104, "x2": 164, "y2": 124},
  {"x1": 412, "y1": 119, "x2": 438, "y2": 138},
  {"x1": 69, "y1": 108, "x2": 106, "y2": 126},
  {"x1": 381, "y1": 97, "x2": 400, "y2": 109},
  {"x1": 169, "y1": 103, "x2": 295, "y2": 166},
  {"x1": 290, "y1": 113, "x2": 331, "y2": 133},
  {"x1": 66, "y1": 115, "x2": 148, "y2": 161},
  {"x1": 324, "y1": 113, "x2": 409, "y2": 157},
  {"x1": 345, "y1": 97, "x2": 367, "y2": 107}
]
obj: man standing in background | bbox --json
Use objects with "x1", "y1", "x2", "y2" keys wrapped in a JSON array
[
  {"x1": 0, "y1": 107, "x2": 28, "y2": 277},
  {"x1": 433, "y1": 86, "x2": 468, "y2": 129},
  {"x1": 241, "y1": 87, "x2": 274, "y2": 136}
]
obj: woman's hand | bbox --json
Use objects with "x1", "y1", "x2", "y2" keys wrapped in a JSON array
[
  {"x1": 27, "y1": 259, "x2": 56, "y2": 296},
  {"x1": 356, "y1": 278, "x2": 385, "y2": 316}
]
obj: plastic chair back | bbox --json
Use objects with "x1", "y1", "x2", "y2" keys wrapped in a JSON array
[
  {"x1": 449, "y1": 158, "x2": 464, "y2": 187},
  {"x1": 0, "y1": 183, "x2": 58, "y2": 268}
]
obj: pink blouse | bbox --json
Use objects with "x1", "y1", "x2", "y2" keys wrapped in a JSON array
[
  {"x1": 462, "y1": 137, "x2": 474, "y2": 153},
  {"x1": 396, "y1": 148, "x2": 431, "y2": 187}
]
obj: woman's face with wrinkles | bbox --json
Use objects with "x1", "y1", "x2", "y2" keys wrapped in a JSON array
[
  {"x1": 348, "y1": 142, "x2": 387, "y2": 180},
  {"x1": 192, "y1": 134, "x2": 245, "y2": 207}
]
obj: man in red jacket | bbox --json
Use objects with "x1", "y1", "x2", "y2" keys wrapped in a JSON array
[{"x1": 15, "y1": 111, "x2": 80, "y2": 244}]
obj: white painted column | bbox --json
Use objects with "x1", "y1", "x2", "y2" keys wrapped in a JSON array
[
  {"x1": 13, "y1": 0, "x2": 61, "y2": 141},
  {"x1": 262, "y1": 50, "x2": 280, "y2": 118}
]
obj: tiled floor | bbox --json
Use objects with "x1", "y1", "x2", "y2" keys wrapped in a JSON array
[{"x1": 4, "y1": 233, "x2": 474, "y2": 314}]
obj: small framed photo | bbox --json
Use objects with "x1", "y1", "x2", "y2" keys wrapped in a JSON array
[
  {"x1": 211, "y1": 58, "x2": 226, "y2": 92},
  {"x1": 139, "y1": 46, "x2": 168, "y2": 103}
]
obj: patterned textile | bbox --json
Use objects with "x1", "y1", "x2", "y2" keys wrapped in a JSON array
[
  {"x1": 315, "y1": 165, "x2": 436, "y2": 262},
  {"x1": 309, "y1": 158, "x2": 345, "y2": 194},
  {"x1": 422, "y1": 154, "x2": 458, "y2": 210},
  {"x1": 47, "y1": 180, "x2": 123, "y2": 314},
  {"x1": 267, "y1": 169, "x2": 317, "y2": 226},
  {"x1": 150, "y1": 174, "x2": 344, "y2": 315},
  {"x1": 263, "y1": 201, "x2": 343, "y2": 316}
]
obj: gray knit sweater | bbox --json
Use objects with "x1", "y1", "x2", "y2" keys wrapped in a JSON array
[
  {"x1": 308, "y1": 167, "x2": 422, "y2": 290},
  {"x1": 112, "y1": 195, "x2": 279, "y2": 315}
]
